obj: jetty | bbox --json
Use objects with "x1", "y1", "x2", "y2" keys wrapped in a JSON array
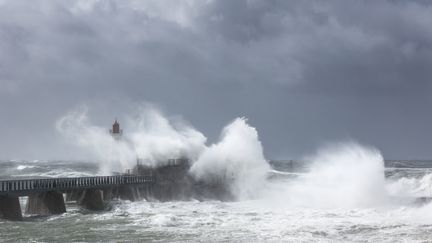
[
  {"x1": 0, "y1": 120, "x2": 231, "y2": 220},
  {"x1": 0, "y1": 174, "x2": 154, "y2": 220}
]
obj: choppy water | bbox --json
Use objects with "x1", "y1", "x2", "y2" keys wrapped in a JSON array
[{"x1": 1, "y1": 160, "x2": 432, "y2": 242}]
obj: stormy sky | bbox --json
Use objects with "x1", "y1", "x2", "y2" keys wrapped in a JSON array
[{"x1": 0, "y1": 0, "x2": 431, "y2": 160}]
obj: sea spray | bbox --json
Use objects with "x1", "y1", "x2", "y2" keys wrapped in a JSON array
[
  {"x1": 56, "y1": 106, "x2": 136, "y2": 174},
  {"x1": 263, "y1": 142, "x2": 388, "y2": 208},
  {"x1": 386, "y1": 173, "x2": 432, "y2": 198},
  {"x1": 128, "y1": 106, "x2": 207, "y2": 167},
  {"x1": 55, "y1": 107, "x2": 398, "y2": 206},
  {"x1": 57, "y1": 106, "x2": 272, "y2": 200},
  {"x1": 56, "y1": 105, "x2": 207, "y2": 173},
  {"x1": 190, "y1": 117, "x2": 271, "y2": 200}
]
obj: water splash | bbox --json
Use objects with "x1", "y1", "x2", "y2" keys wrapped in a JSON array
[
  {"x1": 386, "y1": 173, "x2": 432, "y2": 198},
  {"x1": 128, "y1": 106, "x2": 207, "y2": 167},
  {"x1": 56, "y1": 107, "x2": 270, "y2": 200},
  {"x1": 263, "y1": 142, "x2": 389, "y2": 208},
  {"x1": 190, "y1": 117, "x2": 271, "y2": 200},
  {"x1": 56, "y1": 106, "x2": 136, "y2": 174}
]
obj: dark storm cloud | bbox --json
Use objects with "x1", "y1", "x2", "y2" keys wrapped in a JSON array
[
  {"x1": 197, "y1": 0, "x2": 432, "y2": 93},
  {"x1": 0, "y1": 0, "x2": 431, "y2": 159}
]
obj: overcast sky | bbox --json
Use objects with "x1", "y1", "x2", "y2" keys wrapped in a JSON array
[{"x1": 0, "y1": 0, "x2": 431, "y2": 160}]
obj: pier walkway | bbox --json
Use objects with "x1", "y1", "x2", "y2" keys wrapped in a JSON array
[
  {"x1": 0, "y1": 175, "x2": 154, "y2": 196},
  {"x1": 0, "y1": 175, "x2": 155, "y2": 220}
]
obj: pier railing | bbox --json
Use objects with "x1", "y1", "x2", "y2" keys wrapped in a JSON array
[{"x1": 0, "y1": 175, "x2": 154, "y2": 195}]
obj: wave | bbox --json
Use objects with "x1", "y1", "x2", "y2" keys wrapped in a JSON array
[
  {"x1": 16, "y1": 165, "x2": 37, "y2": 170},
  {"x1": 386, "y1": 173, "x2": 432, "y2": 198}
]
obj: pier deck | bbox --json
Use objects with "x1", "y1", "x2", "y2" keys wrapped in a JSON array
[{"x1": 0, "y1": 175, "x2": 154, "y2": 196}]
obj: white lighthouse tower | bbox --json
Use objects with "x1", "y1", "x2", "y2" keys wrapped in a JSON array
[{"x1": 109, "y1": 119, "x2": 123, "y2": 140}]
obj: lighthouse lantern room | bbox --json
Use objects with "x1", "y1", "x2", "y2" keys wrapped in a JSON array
[{"x1": 110, "y1": 119, "x2": 123, "y2": 140}]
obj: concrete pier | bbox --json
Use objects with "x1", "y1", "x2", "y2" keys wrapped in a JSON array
[
  {"x1": 0, "y1": 195, "x2": 23, "y2": 220},
  {"x1": 0, "y1": 174, "x2": 153, "y2": 220},
  {"x1": 139, "y1": 185, "x2": 154, "y2": 200},
  {"x1": 102, "y1": 188, "x2": 115, "y2": 201},
  {"x1": 118, "y1": 186, "x2": 140, "y2": 201},
  {"x1": 78, "y1": 189, "x2": 105, "y2": 211},
  {"x1": 26, "y1": 191, "x2": 66, "y2": 215}
]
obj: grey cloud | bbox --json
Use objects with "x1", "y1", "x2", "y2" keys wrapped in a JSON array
[
  {"x1": 0, "y1": 0, "x2": 431, "y2": 160},
  {"x1": 196, "y1": 0, "x2": 432, "y2": 92}
]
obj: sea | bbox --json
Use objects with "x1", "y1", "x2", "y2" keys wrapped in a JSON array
[{"x1": 1, "y1": 159, "x2": 432, "y2": 242}]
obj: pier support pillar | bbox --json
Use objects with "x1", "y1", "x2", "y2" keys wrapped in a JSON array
[
  {"x1": 26, "y1": 191, "x2": 66, "y2": 215},
  {"x1": 118, "y1": 186, "x2": 140, "y2": 202},
  {"x1": 102, "y1": 188, "x2": 114, "y2": 201},
  {"x1": 78, "y1": 189, "x2": 105, "y2": 211},
  {"x1": 138, "y1": 185, "x2": 154, "y2": 201},
  {"x1": 0, "y1": 195, "x2": 22, "y2": 220}
]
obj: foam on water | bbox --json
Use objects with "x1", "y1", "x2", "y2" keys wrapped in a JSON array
[
  {"x1": 16, "y1": 165, "x2": 36, "y2": 170},
  {"x1": 259, "y1": 142, "x2": 389, "y2": 209},
  {"x1": 386, "y1": 173, "x2": 432, "y2": 197},
  {"x1": 2, "y1": 158, "x2": 432, "y2": 241},
  {"x1": 16, "y1": 169, "x2": 97, "y2": 178},
  {"x1": 77, "y1": 199, "x2": 432, "y2": 242}
]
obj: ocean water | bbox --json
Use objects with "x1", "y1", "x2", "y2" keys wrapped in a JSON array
[{"x1": 1, "y1": 160, "x2": 432, "y2": 242}]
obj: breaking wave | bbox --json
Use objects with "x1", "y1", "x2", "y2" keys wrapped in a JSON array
[
  {"x1": 56, "y1": 106, "x2": 432, "y2": 207},
  {"x1": 56, "y1": 106, "x2": 271, "y2": 199}
]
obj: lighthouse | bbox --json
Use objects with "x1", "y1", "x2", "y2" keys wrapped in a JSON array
[{"x1": 109, "y1": 119, "x2": 123, "y2": 140}]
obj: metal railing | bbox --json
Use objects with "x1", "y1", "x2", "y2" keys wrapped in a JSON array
[{"x1": 0, "y1": 175, "x2": 154, "y2": 195}]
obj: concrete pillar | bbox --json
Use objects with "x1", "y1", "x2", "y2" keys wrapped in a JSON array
[
  {"x1": 138, "y1": 185, "x2": 153, "y2": 201},
  {"x1": 78, "y1": 189, "x2": 105, "y2": 211},
  {"x1": 118, "y1": 186, "x2": 140, "y2": 202},
  {"x1": 151, "y1": 183, "x2": 175, "y2": 202},
  {"x1": 102, "y1": 188, "x2": 114, "y2": 201},
  {"x1": 26, "y1": 191, "x2": 66, "y2": 215},
  {"x1": 0, "y1": 195, "x2": 23, "y2": 220}
]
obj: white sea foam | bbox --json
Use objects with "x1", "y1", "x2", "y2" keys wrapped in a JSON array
[
  {"x1": 386, "y1": 173, "x2": 432, "y2": 197},
  {"x1": 16, "y1": 165, "x2": 36, "y2": 170},
  {"x1": 110, "y1": 199, "x2": 432, "y2": 242},
  {"x1": 16, "y1": 170, "x2": 96, "y2": 178},
  {"x1": 260, "y1": 142, "x2": 389, "y2": 209}
]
